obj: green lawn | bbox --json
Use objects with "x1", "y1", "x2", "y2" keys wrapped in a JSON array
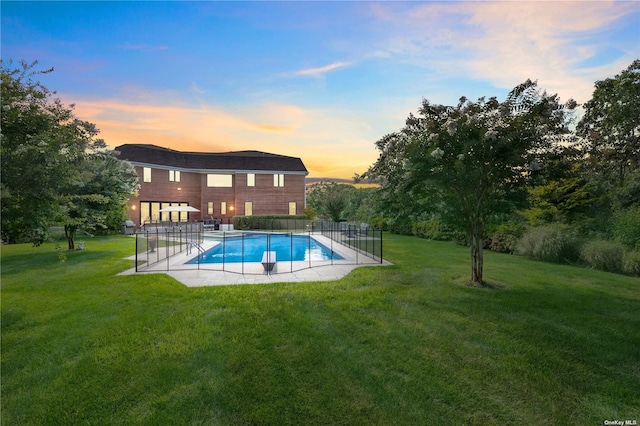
[{"x1": 1, "y1": 234, "x2": 638, "y2": 425}]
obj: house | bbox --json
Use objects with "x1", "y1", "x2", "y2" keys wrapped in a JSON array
[{"x1": 116, "y1": 144, "x2": 308, "y2": 228}]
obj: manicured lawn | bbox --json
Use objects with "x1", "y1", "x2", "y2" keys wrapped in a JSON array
[{"x1": 1, "y1": 234, "x2": 638, "y2": 425}]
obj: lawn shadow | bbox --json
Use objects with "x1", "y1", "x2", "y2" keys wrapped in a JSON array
[{"x1": 464, "y1": 280, "x2": 506, "y2": 289}]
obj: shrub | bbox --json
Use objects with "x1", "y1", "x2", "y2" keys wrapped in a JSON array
[
  {"x1": 612, "y1": 208, "x2": 640, "y2": 249},
  {"x1": 412, "y1": 220, "x2": 430, "y2": 239},
  {"x1": 580, "y1": 240, "x2": 625, "y2": 273},
  {"x1": 234, "y1": 216, "x2": 251, "y2": 230},
  {"x1": 232, "y1": 215, "x2": 309, "y2": 231},
  {"x1": 104, "y1": 203, "x2": 129, "y2": 234},
  {"x1": 621, "y1": 250, "x2": 640, "y2": 276},
  {"x1": 387, "y1": 217, "x2": 413, "y2": 235},
  {"x1": 489, "y1": 222, "x2": 525, "y2": 254},
  {"x1": 303, "y1": 207, "x2": 316, "y2": 220},
  {"x1": 412, "y1": 218, "x2": 462, "y2": 241},
  {"x1": 516, "y1": 224, "x2": 581, "y2": 263},
  {"x1": 413, "y1": 219, "x2": 443, "y2": 240},
  {"x1": 370, "y1": 216, "x2": 387, "y2": 230}
]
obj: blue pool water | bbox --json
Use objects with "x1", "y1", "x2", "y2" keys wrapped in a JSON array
[{"x1": 187, "y1": 233, "x2": 343, "y2": 264}]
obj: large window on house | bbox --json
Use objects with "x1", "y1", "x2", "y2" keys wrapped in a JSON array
[
  {"x1": 247, "y1": 173, "x2": 255, "y2": 187},
  {"x1": 169, "y1": 170, "x2": 181, "y2": 182},
  {"x1": 139, "y1": 201, "x2": 188, "y2": 224},
  {"x1": 244, "y1": 201, "x2": 253, "y2": 216},
  {"x1": 289, "y1": 202, "x2": 297, "y2": 215},
  {"x1": 207, "y1": 174, "x2": 233, "y2": 187},
  {"x1": 140, "y1": 202, "x2": 151, "y2": 223},
  {"x1": 273, "y1": 173, "x2": 284, "y2": 187},
  {"x1": 143, "y1": 167, "x2": 152, "y2": 183}
]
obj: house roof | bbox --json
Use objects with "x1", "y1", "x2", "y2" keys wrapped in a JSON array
[{"x1": 115, "y1": 144, "x2": 308, "y2": 174}]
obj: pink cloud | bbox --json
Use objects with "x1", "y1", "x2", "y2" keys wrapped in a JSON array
[
  {"x1": 64, "y1": 93, "x2": 380, "y2": 179},
  {"x1": 286, "y1": 61, "x2": 352, "y2": 77}
]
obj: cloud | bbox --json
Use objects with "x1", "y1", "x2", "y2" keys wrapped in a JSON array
[
  {"x1": 64, "y1": 90, "x2": 382, "y2": 178},
  {"x1": 366, "y1": 1, "x2": 639, "y2": 103},
  {"x1": 253, "y1": 124, "x2": 295, "y2": 133},
  {"x1": 71, "y1": 98, "x2": 301, "y2": 139},
  {"x1": 189, "y1": 82, "x2": 205, "y2": 95},
  {"x1": 285, "y1": 61, "x2": 352, "y2": 77},
  {"x1": 458, "y1": 1, "x2": 638, "y2": 101}
]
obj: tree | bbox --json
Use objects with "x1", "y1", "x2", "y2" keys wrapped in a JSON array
[
  {"x1": 58, "y1": 151, "x2": 138, "y2": 249},
  {"x1": 521, "y1": 145, "x2": 598, "y2": 226},
  {"x1": 1, "y1": 60, "x2": 138, "y2": 246},
  {"x1": 341, "y1": 187, "x2": 380, "y2": 225},
  {"x1": 577, "y1": 59, "x2": 640, "y2": 187},
  {"x1": 365, "y1": 80, "x2": 576, "y2": 285},
  {"x1": 306, "y1": 181, "x2": 355, "y2": 222}
]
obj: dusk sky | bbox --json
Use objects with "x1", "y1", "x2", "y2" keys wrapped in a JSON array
[{"x1": 2, "y1": 1, "x2": 639, "y2": 179}]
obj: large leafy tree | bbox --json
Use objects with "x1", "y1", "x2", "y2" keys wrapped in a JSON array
[
  {"x1": 365, "y1": 80, "x2": 576, "y2": 285},
  {"x1": 577, "y1": 59, "x2": 640, "y2": 187},
  {"x1": 577, "y1": 60, "x2": 640, "y2": 214},
  {"x1": 58, "y1": 151, "x2": 138, "y2": 249},
  {"x1": 522, "y1": 144, "x2": 599, "y2": 226},
  {"x1": 1, "y1": 60, "x2": 138, "y2": 246},
  {"x1": 306, "y1": 181, "x2": 355, "y2": 222}
]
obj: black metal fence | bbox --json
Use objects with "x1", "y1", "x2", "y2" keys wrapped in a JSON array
[
  {"x1": 135, "y1": 220, "x2": 383, "y2": 275},
  {"x1": 233, "y1": 217, "x2": 315, "y2": 233},
  {"x1": 135, "y1": 222, "x2": 203, "y2": 272},
  {"x1": 318, "y1": 221, "x2": 383, "y2": 261}
]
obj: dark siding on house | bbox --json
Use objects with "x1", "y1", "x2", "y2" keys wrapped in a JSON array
[
  {"x1": 117, "y1": 144, "x2": 308, "y2": 228},
  {"x1": 116, "y1": 144, "x2": 308, "y2": 173}
]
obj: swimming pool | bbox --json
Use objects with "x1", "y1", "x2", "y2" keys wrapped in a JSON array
[{"x1": 187, "y1": 233, "x2": 343, "y2": 264}]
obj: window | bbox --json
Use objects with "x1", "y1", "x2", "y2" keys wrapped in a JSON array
[
  {"x1": 289, "y1": 202, "x2": 297, "y2": 215},
  {"x1": 247, "y1": 173, "x2": 255, "y2": 187},
  {"x1": 207, "y1": 174, "x2": 233, "y2": 187},
  {"x1": 207, "y1": 201, "x2": 214, "y2": 215},
  {"x1": 169, "y1": 170, "x2": 181, "y2": 182},
  {"x1": 220, "y1": 202, "x2": 227, "y2": 215},
  {"x1": 161, "y1": 202, "x2": 171, "y2": 221},
  {"x1": 140, "y1": 202, "x2": 151, "y2": 223},
  {"x1": 143, "y1": 167, "x2": 152, "y2": 183},
  {"x1": 273, "y1": 173, "x2": 284, "y2": 187},
  {"x1": 139, "y1": 201, "x2": 188, "y2": 224},
  {"x1": 244, "y1": 201, "x2": 253, "y2": 216}
]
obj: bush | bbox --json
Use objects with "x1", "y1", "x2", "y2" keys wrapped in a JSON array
[
  {"x1": 232, "y1": 215, "x2": 309, "y2": 231},
  {"x1": 412, "y1": 218, "x2": 461, "y2": 241},
  {"x1": 370, "y1": 216, "x2": 387, "y2": 231},
  {"x1": 387, "y1": 217, "x2": 414, "y2": 235},
  {"x1": 580, "y1": 240, "x2": 626, "y2": 273},
  {"x1": 104, "y1": 203, "x2": 129, "y2": 234},
  {"x1": 516, "y1": 224, "x2": 581, "y2": 263},
  {"x1": 413, "y1": 219, "x2": 443, "y2": 240},
  {"x1": 302, "y1": 207, "x2": 316, "y2": 220},
  {"x1": 621, "y1": 250, "x2": 640, "y2": 276},
  {"x1": 234, "y1": 216, "x2": 251, "y2": 230},
  {"x1": 612, "y1": 208, "x2": 640, "y2": 249},
  {"x1": 412, "y1": 220, "x2": 431, "y2": 239},
  {"x1": 489, "y1": 222, "x2": 525, "y2": 254}
]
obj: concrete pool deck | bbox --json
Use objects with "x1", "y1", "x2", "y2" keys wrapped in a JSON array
[{"x1": 118, "y1": 234, "x2": 391, "y2": 287}]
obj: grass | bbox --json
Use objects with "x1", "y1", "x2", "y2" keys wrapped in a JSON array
[{"x1": 1, "y1": 234, "x2": 639, "y2": 425}]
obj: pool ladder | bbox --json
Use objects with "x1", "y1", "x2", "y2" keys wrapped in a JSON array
[{"x1": 186, "y1": 241, "x2": 206, "y2": 256}]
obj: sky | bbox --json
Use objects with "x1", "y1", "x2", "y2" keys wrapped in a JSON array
[{"x1": 2, "y1": 1, "x2": 639, "y2": 179}]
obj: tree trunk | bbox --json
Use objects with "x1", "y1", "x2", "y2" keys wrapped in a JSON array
[
  {"x1": 65, "y1": 225, "x2": 75, "y2": 250},
  {"x1": 470, "y1": 234, "x2": 484, "y2": 285}
]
